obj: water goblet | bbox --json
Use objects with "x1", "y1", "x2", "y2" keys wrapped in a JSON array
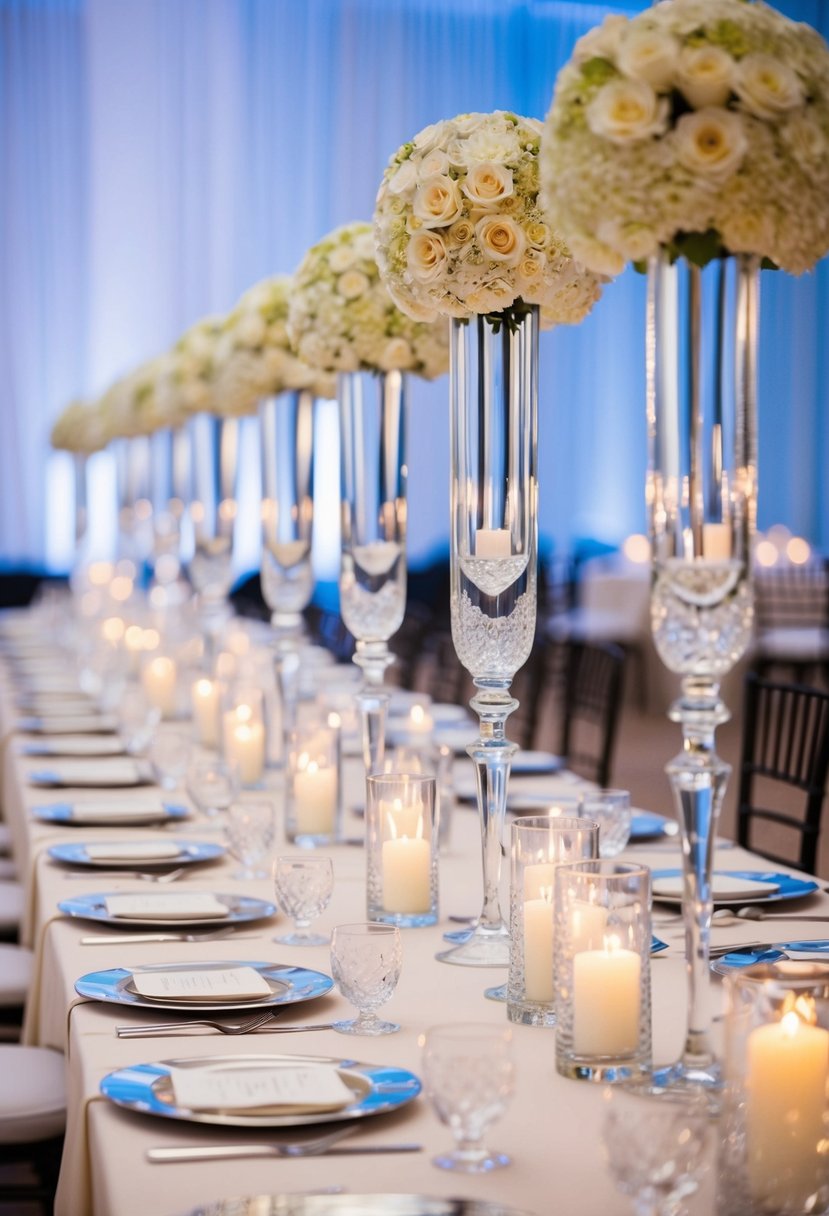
[
  {"x1": 149, "y1": 729, "x2": 192, "y2": 791},
  {"x1": 602, "y1": 1082, "x2": 712, "y2": 1215},
  {"x1": 273, "y1": 855, "x2": 334, "y2": 946},
  {"x1": 186, "y1": 758, "x2": 240, "y2": 819},
  {"x1": 225, "y1": 799, "x2": 275, "y2": 880},
  {"x1": 118, "y1": 684, "x2": 162, "y2": 756},
  {"x1": 580, "y1": 789, "x2": 632, "y2": 858},
  {"x1": 330, "y1": 922, "x2": 402, "y2": 1036},
  {"x1": 421, "y1": 1022, "x2": 514, "y2": 1173}
]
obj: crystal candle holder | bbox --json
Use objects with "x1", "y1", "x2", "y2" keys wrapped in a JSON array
[
  {"x1": 719, "y1": 962, "x2": 829, "y2": 1216},
  {"x1": 222, "y1": 686, "x2": 266, "y2": 788},
  {"x1": 507, "y1": 815, "x2": 598, "y2": 1028},
  {"x1": 286, "y1": 723, "x2": 342, "y2": 846},
  {"x1": 554, "y1": 860, "x2": 652, "y2": 1082},
  {"x1": 366, "y1": 773, "x2": 438, "y2": 928}
]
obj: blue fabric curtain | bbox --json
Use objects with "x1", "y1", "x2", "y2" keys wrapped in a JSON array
[{"x1": 1, "y1": 0, "x2": 827, "y2": 573}]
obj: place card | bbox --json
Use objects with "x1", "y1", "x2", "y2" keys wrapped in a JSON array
[
  {"x1": 69, "y1": 797, "x2": 169, "y2": 824},
  {"x1": 29, "y1": 760, "x2": 145, "y2": 788},
  {"x1": 652, "y1": 874, "x2": 778, "y2": 900},
  {"x1": 169, "y1": 1063, "x2": 354, "y2": 1113},
  {"x1": 85, "y1": 841, "x2": 181, "y2": 862},
  {"x1": 104, "y1": 893, "x2": 229, "y2": 920},
  {"x1": 133, "y1": 966, "x2": 271, "y2": 1002}
]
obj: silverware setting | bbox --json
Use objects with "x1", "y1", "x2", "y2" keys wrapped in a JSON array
[
  {"x1": 117, "y1": 1009, "x2": 281, "y2": 1037},
  {"x1": 712, "y1": 907, "x2": 829, "y2": 925},
  {"x1": 147, "y1": 1138, "x2": 423, "y2": 1163},
  {"x1": 64, "y1": 867, "x2": 187, "y2": 883},
  {"x1": 80, "y1": 928, "x2": 260, "y2": 945}
]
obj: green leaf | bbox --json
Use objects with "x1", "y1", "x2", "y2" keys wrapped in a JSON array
[
  {"x1": 580, "y1": 57, "x2": 618, "y2": 87},
  {"x1": 674, "y1": 230, "x2": 726, "y2": 268}
]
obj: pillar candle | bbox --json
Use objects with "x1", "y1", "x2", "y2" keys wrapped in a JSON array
[
  {"x1": 225, "y1": 720, "x2": 265, "y2": 785},
  {"x1": 142, "y1": 656, "x2": 178, "y2": 719},
  {"x1": 570, "y1": 900, "x2": 609, "y2": 954},
  {"x1": 523, "y1": 896, "x2": 554, "y2": 1003},
  {"x1": 524, "y1": 862, "x2": 555, "y2": 901},
  {"x1": 381, "y1": 798, "x2": 422, "y2": 840},
  {"x1": 191, "y1": 678, "x2": 221, "y2": 748},
  {"x1": 408, "y1": 704, "x2": 433, "y2": 736},
  {"x1": 573, "y1": 936, "x2": 641, "y2": 1056},
  {"x1": 746, "y1": 1010, "x2": 829, "y2": 1209},
  {"x1": 702, "y1": 522, "x2": 732, "y2": 560},
  {"x1": 475, "y1": 529, "x2": 511, "y2": 559},
  {"x1": 382, "y1": 835, "x2": 431, "y2": 914},
  {"x1": 294, "y1": 760, "x2": 337, "y2": 836}
]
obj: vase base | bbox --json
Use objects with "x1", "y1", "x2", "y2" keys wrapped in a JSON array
[
  {"x1": 651, "y1": 1059, "x2": 722, "y2": 1114},
  {"x1": 435, "y1": 925, "x2": 510, "y2": 968}
]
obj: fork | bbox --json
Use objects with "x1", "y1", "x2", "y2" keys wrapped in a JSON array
[
  {"x1": 65, "y1": 868, "x2": 186, "y2": 883},
  {"x1": 116, "y1": 1009, "x2": 280, "y2": 1037},
  {"x1": 80, "y1": 928, "x2": 260, "y2": 945},
  {"x1": 147, "y1": 1127, "x2": 422, "y2": 1162}
]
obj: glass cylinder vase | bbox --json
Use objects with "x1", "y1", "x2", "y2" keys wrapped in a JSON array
[
  {"x1": 437, "y1": 308, "x2": 539, "y2": 968},
  {"x1": 719, "y1": 962, "x2": 829, "y2": 1216},
  {"x1": 647, "y1": 252, "x2": 759, "y2": 1095},
  {"x1": 148, "y1": 427, "x2": 189, "y2": 605},
  {"x1": 366, "y1": 772, "x2": 438, "y2": 928},
  {"x1": 338, "y1": 370, "x2": 407, "y2": 777},
  {"x1": 285, "y1": 719, "x2": 342, "y2": 846},
  {"x1": 187, "y1": 412, "x2": 240, "y2": 650},
  {"x1": 113, "y1": 434, "x2": 153, "y2": 579}
]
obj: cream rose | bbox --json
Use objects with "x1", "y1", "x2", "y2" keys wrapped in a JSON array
[
  {"x1": 516, "y1": 248, "x2": 546, "y2": 283},
  {"x1": 781, "y1": 112, "x2": 827, "y2": 163},
  {"x1": 475, "y1": 215, "x2": 526, "y2": 265},
  {"x1": 526, "y1": 222, "x2": 549, "y2": 248},
  {"x1": 462, "y1": 161, "x2": 514, "y2": 208},
  {"x1": 447, "y1": 218, "x2": 475, "y2": 248},
  {"x1": 676, "y1": 45, "x2": 734, "y2": 109},
  {"x1": 419, "y1": 149, "x2": 450, "y2": 177},
  {"x1": 337, "y1": 270, "x2": 370, "y2": 300},
  {"x1": 413, "y1": 176, "x2": 463, "y2": 228},
  {"x1": 329, "y1": 245, "x2": 357, "y2": 272},
  {"x1": 673, "y1": 107, "x2": 748, "y2": 183},
  {"x1": 407, "y1": 230, "x2": 449, "y2": 283},
  {"x1": 721, "y1": 210, "x2": 774, "y2": 254},
  {"x1": 387, "y1": 160, "x2": 418, "y2": 196},
  {"x1": 734, "y1": 53, "x2": 804, "y2": 119},
  {"x1": 587, "y1": 78, "x2": 669, "y2": 144},
  {"x1": 378, "y1": 337, "x2": 415, "y2": 370},
  {"x1": 572, "y1": 14, "x2": 627, "y2": 66},
  {"x1": 617, "y1": 28, "x2": 680, "y2": 91}
]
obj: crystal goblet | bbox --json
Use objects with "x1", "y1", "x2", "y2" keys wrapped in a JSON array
[
  {"x1": 273, "y1": 855, "x2": 334, "y2": 946},
  {"x1": 186, "y1": 758, "x2": 240, "y2": 819},
  {"x1": 224, "y1": 799, "x2": 275, "y2": 881},
  {"x1": 330, "y1": 922, "x2": 402, "y2": 1036}
]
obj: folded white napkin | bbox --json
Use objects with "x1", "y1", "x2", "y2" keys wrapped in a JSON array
[
  {"x1": 133, "y1": 966, "x2": 271, "y2": 1001},
  {"x1": 653, "y1": 874, "x2": 778, "y2": 900},
  {"x1": 104, "y1": 893, "x2": 229, "y2": 920},
  {"x1": 27, "y1": 736, "x2": 124, "y2": 758},
  {"x1": 85, "y1": 841, "x2": 180, "y2": 862},
  {"x1": 69, "y1": 797, "x2": 168, "y2": 824},
  {"x1": 169, "y1": 1063, "x2": 353, "y2": 1113},
  {"x1": 30, "y1": 715, "x2": 118, "y2": 735},
  {"x1": 31, "y1": 760, "x2": 142, "y2": 787}
]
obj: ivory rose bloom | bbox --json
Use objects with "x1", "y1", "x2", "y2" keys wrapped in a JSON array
[
  {"x1": 378, "y1": 338, "x2": 415, "y2": 370},
  {"x1": 462, "y1": 162, "x2": 514, "y2": 208},
  {"x1": 673, "y1": 107, "x2": 748, "y2": 183},
  {"x1": 413, "y1": 176, "x2": 463, "y2": 228},
  {"x1": 587, "y1": 78, "x2": 669, "y2": 144},
  {"x1": 617, "y1": 29, "x2": 680, "y2": 91},
  {"x1": 676, "y1": 46, "x2": 735, "y2": 110},
  {"x1": 338, "y1": 270, "x2": 370, "y2": 299},
  {"x1": 407, "y1": 230, "x2": 449, "y2": 281},
  {"x1": 734, "y1": 53, "x2": 804, "y2": 119},
  {"x1": 475, "y1": 215, "x2": 526, "y2": 265},
  {"x1": 572, "y1": 14, "x2": 626, "y2": 66}
]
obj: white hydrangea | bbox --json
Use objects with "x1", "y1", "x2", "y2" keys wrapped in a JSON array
[
  {"x1": 49, "y1": 400, "x2": 108, "y2": 454},
  {"x1": 288, "y1": 221, "x2": 449, "y2": 378},
  {"x1": 541, "y1": 0, "x2": 829, "y2": 275},
  {"x1": 374, "y1": 110, "x2": 604, "y2": 327},
  {"x1": 155, "y1": 315, "x2": 223, "y2": 424}
]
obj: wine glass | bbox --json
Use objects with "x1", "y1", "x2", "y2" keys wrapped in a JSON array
[
  {"x1": 330, "y1": 922, "x2": 402, "y2": 1035},
  {"x1": 273, "y1": 855, "x2": 334, "y2": 946},
  {"x1": 602, "y1": 1082, "x2": 712, "y2": 1215},
  {"x1": 186, "y1": 758, "x2": 240, "y2": 819},
  {"x1": 224, "y1": 800, "x2": 275, "y2": 880},
  {"x1": 579, "y1": 790, "x2": 632, "y2": 858},
  {"x1": 421, "y1": 1022, "x2": 514, "y2": 1173}
]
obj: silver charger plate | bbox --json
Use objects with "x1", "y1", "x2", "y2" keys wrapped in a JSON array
[
  {"x1": 75, "y1": 960, "x2": 333, "y2": 1012},
  {"x1": 47, "y1": 839, "x2": 224, "y2": 869},
  {"x1": 186, "y1": 1197, "x2": 536, "y2": 1216},
  {"x1": 33, "y1": 802, "x2": 190, "y2": 827},
  {"x1": 100, "y1": 1052, "x2": 421, "y2": 1129},
  {"x1": 58, "y1": 891, "x2": 276, "y2": 929}
]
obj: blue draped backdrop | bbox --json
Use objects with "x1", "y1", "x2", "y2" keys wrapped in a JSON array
[{"x1": 1, "y1": 0, "x2": 827, "y2": 577}]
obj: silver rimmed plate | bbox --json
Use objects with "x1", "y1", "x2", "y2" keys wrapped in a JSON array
[
  {"x1": 187, "y1": 1197, "x2": 535, "y2": 1216},
  {"x1": 47, "y1": 839, "x2": 224, "y2": 869},
  {"x1": 100, "y1": 1052, "x2": 421, "y2": 1129},
  {"x1": 33, "y1": 802, "x2": 190, "y2": 827},
  {"x1": 651, "y1": 869, "x2": 820, "y2": 907},
  {"x1": 22, "y1": 736, "x2": 126, "y2": 758},
  {"x1": 75, "y1": 960, "x2": 333, "y2": 1012},
  {"x1": 58, "y1": 891, "x2": 276, "y2": 929}
]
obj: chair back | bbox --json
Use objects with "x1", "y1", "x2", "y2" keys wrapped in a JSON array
[
  {"x1": 737, "y1": 673, "x2": 829, "y2": 873},
  {"x1": 559, "y1": 640, "x2": 625, "y2": 787}
]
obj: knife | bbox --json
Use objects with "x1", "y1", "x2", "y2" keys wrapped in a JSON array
[{"x1": 147, "y1": 1143, "x2": 422, "y2": 1162}]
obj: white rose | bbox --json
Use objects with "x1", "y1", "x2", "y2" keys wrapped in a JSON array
[
  {"x1": 617, "y1": 28, "x2": 680, "y2": 91},
  {"x1": 673, "y1": 106, "x2": 748, "y2": 183},
  {"x1": 573, "y1": 14, "x2": 627, "y2": 66},
  {"x1": 446, "y1": 218, "x2": 475, "y2": 249},
  {"x1": 413, "y1": 121, "x2": 442, "y2": 153},
  {"x1": 676, "y1": 45, "x2": 734, "y2": 109},
  {"x1": 378, "y1": 338, "x2": 415, "y2": 370},
  {"x1": 781, "y1": 112, "x2": 827, "y2": 164},
  {"x1": 407, "y1": 230, "x2": 449, "y2": 283},
  {"x1": 338, "y1": 270, "x2": 370, "y2": 300},
  {"x1": 597, "y1": 218, "x2": 658, "y2": 262},
  {"x1": 419, "y1": 149, "x2": 450, "y2": 177},
  {"x1": 734, "y1": 53, "x2": 804, "y2": 119},
  {"x1": 388, "y1": 160, "x2": 418, "y2": 196},
  {"x1": 462, "y1": 161, "x2": 514, "y2": 208},
  {"x1": 452, "y1": 113, "x2": 485, "y2": 135},
  {"x1": 450, "y1": 124, "x2": 521, "y2": 166},
  {"x1": 413, "y1": 175, "x2": 463, "y2": 229},
  {"x1": 567, "y1": 235, "x2": 625, "y2": 278},
  {"x1": 587, "y1": 78, "x2": 669, "y2": 144},
  {"x1": 236, "y1": 312, "x2": 267, "y2": 348},
  {"x1": 720, "y1": 210, "x2": 774, "y2": 255},
  {"x1": 329, "y1": 245, "x2": 356, "y2": 272},
  {"x1": 353, "y1": 232, "x2": 377, "y2": 262},
  {"x1": 475, "y1": 214, "x2": 526, "y2": 266}
]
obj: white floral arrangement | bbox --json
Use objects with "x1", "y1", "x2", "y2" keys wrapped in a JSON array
[
  {"x1": 212, "y1": 275, "x2": 335, "y2": 415},
  {"x1": 96, "y1": 357, "x2": 172, "y2": 440},
  {"x1": 155, "y1": 315, "x2": 222, "y2": 423},
  {"x1": 288, "y1": 222, "x2": 449, "y2": 378},
  {"x1": 540, "y1": 0, "x2": 829, "y2": 275},
  {"x1": 50, "y1": 400, "x2": 108, "y2": 454},
  {"x1": 373, "y1": 110, "x2": 604, "y2": 328}
]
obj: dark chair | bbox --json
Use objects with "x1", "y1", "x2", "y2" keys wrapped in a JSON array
[
  {"x1": 559, "y1": 640, "x2": 626, "y2": 787},
  {"x1": 737, "y1": 673, "x2": 829, "y2": 873},
  {"x1": 752, "y1": 560, "x2": 829, "y2": 686}
]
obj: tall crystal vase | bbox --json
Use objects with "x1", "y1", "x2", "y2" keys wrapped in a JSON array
[
  {"x1": 259, "y1": 390, "x2": 316, "y2": 752},
  {"x1": 113, "y1": 435, "x2": 153, "y2": 578},
  {"x1": 647, "y1": 252, "x2": 758, "y2": 1093},
  {"x1": 187, "y1": 412, "x2": 240, "y2": 652},
  {"x1": 148, "y1": 427, "x2": 189, "y2": 605},
  {"x1": 338, "y1": 370, "x2": 407, "y2": 776},
  {"x1": 437, "y1": 309, "x2": 539, "y2": 968},
  {"x1": 68, "y1": 452, "x2": 89, "y2": 594}
]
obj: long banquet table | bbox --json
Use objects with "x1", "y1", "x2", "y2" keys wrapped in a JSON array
[{"x1": 3, "y1": 624, "x2": 828, "y2": 1216}]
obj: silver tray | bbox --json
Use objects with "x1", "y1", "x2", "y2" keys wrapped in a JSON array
[
  {"x1": 186, "y1": 1198, "x2": 536, "y2": 1216},
  {"x1": 76, "y1": 960, "x2": 333, "y2": 1013},
  {"x1": 48, "y1": 839, "x2": 224, "y2": 869},
  {"x1": 58, "y1": 891, "x2": 276, "y2": 929},
  {"x1": 100, "y1": 1052, "x2": 421, "y2": 1128}
]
